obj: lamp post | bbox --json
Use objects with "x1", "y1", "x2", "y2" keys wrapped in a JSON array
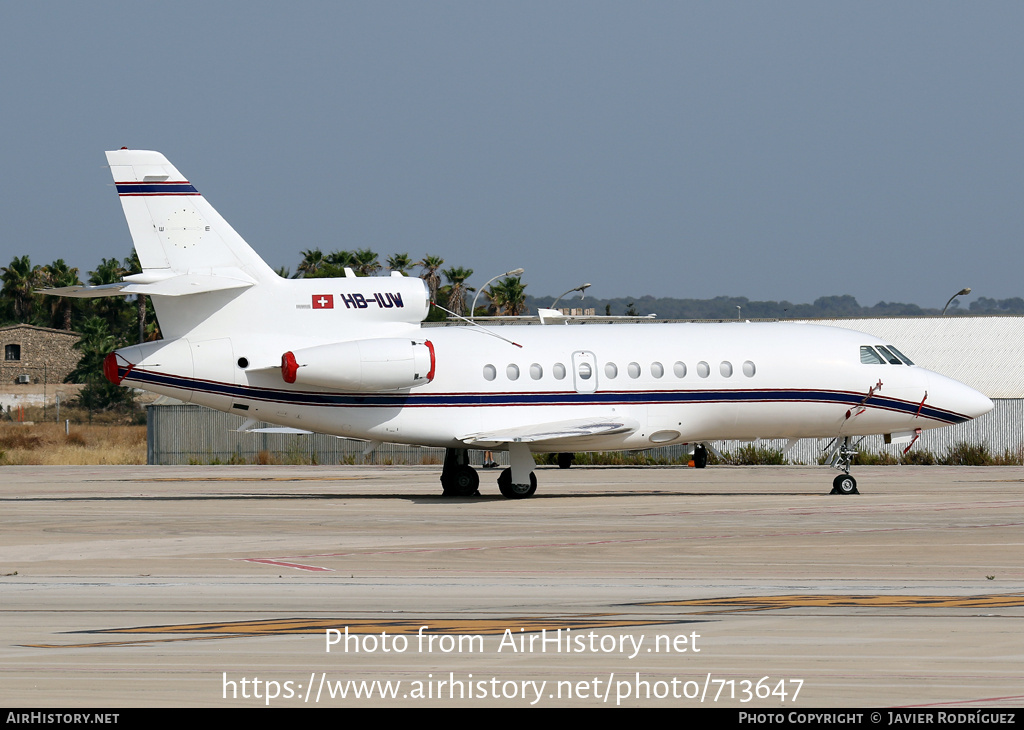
[
  {"x1": 471, "y1": 268, "x2": 524, "y2": 319},
  {"x1": 551, "y1": 283, "x2": 592, "y2": 311},
  {"x1": 942, "y1": 287, "x2": 971, "y2": 316}
]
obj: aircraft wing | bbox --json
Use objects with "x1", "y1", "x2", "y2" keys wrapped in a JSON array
[{"x1": 459, "y1": 417, "x2": 639, "y2": 446}]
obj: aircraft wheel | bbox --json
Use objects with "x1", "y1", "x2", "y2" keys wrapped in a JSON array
[
  {"x1": 693, "y1": 444, "x2": 708, "y2": 469},
  {"x1": 831, "y1": 474, "x2": 858, "y2": 495},
  {"x1": 441, "y1": 465, "x2": 479, "y2": 497},
  {"x1": 497, "y1": 468, "x2": 538, "y2": 499},
  {"x1": 557, "y1": 453, "x2": 574, "y2": 469}
]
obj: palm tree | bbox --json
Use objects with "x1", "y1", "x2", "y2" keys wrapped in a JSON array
[
  {"x1": 89, "y1": 257, "x2": 130, "y2": 334},
  {"x1": 41, "y1": 259, "x2": 81, "y2": 330},
  {"x1": 312, "y1": 250, "x2": 354, "y2": 278},
  {"x1": 442, "y1": 266, "x2": 474, "y2": 316},
  {"x1": 1, "y1": 255, "x2": 43, "y2": 323},
  {"x1": 123, "y1": 252, "x2": 149, "y2": 344},
  {"x1": 486, "y1": 276, "x2": 528, "y2": 316},
  {"x1": 417, "y1": 255, "x2": 445, "y2": 302},
  {"x1": 386, "y1": 253, "x2": 413, "y2": 276},
  {"x1": 296, "y1": 248, "x2": 326, "y2": 278},
  {"x1": 351, "y1": 248, "x2": 381, "y2": 277},
  {"x1": 66, "y1": 315, "x2": 132, "y2": 411}
]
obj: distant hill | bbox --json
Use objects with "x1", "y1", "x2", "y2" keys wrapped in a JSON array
[{"x1": 523, "y1": 294, "x2": 1024, "y2": 319}]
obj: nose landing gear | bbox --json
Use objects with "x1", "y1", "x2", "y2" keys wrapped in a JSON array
[{"x1": 829, "y1": 436, "x2": 860, "y2": 495}]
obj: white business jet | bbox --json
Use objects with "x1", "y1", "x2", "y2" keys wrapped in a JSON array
[{"x1": 49, "y1": 149, "x2": 994, "y2": 498}]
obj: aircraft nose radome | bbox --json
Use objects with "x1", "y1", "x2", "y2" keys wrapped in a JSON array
[
  {"x1": 928, "y1": 372, "x2": 993, "y2": 421},
  {"x1": 964, "y1": 387, "x2": 995, "y2": 420}
]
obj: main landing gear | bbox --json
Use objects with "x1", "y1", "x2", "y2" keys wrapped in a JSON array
[
  {"x1": 441, "y1": 444, "x2": 538, "y2": 499},
  {"x1": 829, "y1": 436, "x2": 859, "y2": 495},
  {"x1": 440, "y1": 448, "x2": 480, "y2": 496},
  {"x1": 497, "y1": 468, "x2": 537, "y2": 499},
  {"x1": 691, "y1": 444, "x2": 708, "y2": 469}
]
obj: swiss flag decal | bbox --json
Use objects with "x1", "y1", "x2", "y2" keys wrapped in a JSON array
[{"x1": 312, "y1": 294, "x2": 334, "y2": 309}]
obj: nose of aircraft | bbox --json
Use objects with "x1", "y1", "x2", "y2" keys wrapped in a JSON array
[{"x1": 926, "y1": 371, "x2": 993, "y2": 422}]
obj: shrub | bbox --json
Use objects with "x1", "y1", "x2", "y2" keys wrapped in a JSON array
[{"x1": 942, "y1": 442, "x2": 993, "y2": 466}]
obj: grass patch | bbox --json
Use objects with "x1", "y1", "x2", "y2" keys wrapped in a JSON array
[{"x1": 0, "y1": 422, "x2": 146, "y2": 465}]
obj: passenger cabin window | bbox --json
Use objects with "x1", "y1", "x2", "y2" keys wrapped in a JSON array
[
  {"x1": 605, "y1": 362, "x2": 618, "y2": 378},
  {"x1": 530, "y1": 363, "x2": 543, "y2": 380},
  {"x1": 553, "y1": 363, "x2": 567, "y2": 380},
  {"x1": 651, "y1": 362, "x2": 664, "y2": 378},
  {"x1": 483, "y1": 364, "x2": 496, "y2": 381},
  {"x1": 506, "y1": 364, "x2": 520, "y2": 380},
  {"x1": 627, "y1": 362, "x2": 641, "y2": 378}
]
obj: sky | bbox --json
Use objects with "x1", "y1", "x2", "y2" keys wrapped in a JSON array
[{"x1": 1, "y1": 1, "x2": 1022, "y2": 308}]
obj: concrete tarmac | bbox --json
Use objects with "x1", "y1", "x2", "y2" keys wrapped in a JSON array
[{"x1": 1, "y1": 463, "x2": 1022, "y2": 708}]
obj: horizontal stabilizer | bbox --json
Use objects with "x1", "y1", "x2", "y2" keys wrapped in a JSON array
[
  {"x1": 460, "y1": 417, "x2": 638, "y2": 446},
  {"x1": 39, "y1": 269, "x2": 256, "y2": 298}
]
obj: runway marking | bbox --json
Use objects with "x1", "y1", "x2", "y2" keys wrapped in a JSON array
[
  {"x1": 905, "y1": 694, "x2": 1024, "y2": 707},
  {"x1": 238, "y1": 537, "x2": 661, "y2": 571},
  {"x1": 241, "y1": 559, "x2": 333, "y2": 572},
  {"x1": 24, "y1": 616, "x2": 678, "y2": 649},
  {"x1": 241, "y1": 520, "x2": 1024, "y2": 572},
  {"x1": 642, "y1": 593, "x2": 1024, "y2": 613},
  {"x1": 638, "y1": 499, "x2": 1024, "y2": 518},
  {"x1": 100, "y1": 476, "x2": 367, "y2": 483}
]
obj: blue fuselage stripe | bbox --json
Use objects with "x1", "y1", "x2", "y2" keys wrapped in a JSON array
[{"x1": 121, "y1": 367, "x2": 971, "y2": 425}]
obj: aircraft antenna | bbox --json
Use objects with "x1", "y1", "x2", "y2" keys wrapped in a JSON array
[{"x1": 431, "y1": 302, "x2": 523, "y2": 348}]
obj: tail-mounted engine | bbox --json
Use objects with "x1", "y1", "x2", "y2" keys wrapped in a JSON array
[{"x1": 281, "y1": 338, "x2": 435, "y2": 392}]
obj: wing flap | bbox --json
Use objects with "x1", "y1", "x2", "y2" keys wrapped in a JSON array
[{"x1": 460, "y1": 417, "x2": 638, "y2": 446}]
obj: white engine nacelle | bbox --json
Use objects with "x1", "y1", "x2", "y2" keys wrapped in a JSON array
[{"x1": 281, "y1": 338, "x2": 435, "y2": 392}]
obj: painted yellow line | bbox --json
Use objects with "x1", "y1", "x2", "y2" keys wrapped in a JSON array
[{"x1": 25, "y1": 616, "x2": 679, "y2": 649}]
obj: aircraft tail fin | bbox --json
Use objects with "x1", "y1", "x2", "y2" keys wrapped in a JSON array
[{"x1": 105, "y1": 149, "x2": 277, "y2": 284}]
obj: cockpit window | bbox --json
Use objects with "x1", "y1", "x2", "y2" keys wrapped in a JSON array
[
  {"x1": 886, "y1": 345, "x2": 914, "y2": 365},
  {"x1": 861, "y1": 344, "x2": 915, "y2": 366},
  {"x1": 874, "y1": 346, "x2": 903, "y2": 365},
  {"x1": 860, "y1": 346, "x2": 886, "y2": 364}
]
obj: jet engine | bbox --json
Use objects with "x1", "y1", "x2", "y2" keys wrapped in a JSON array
[{"x1": 281, "y1": 338, "x2": 435, "y2": 392}]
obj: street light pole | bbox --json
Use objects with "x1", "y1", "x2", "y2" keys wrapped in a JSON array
[
  {"x1": 551, "y1": 283, "x2": 592, "y2": 311},
  {"x1": 471, "y1": 268, "x2": 525, "y2": 319},
  {"x1": 942, "y1": 287, "x2": 972, "y2": 316}
]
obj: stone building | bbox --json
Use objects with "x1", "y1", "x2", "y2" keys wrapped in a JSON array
[{"x1": 0, "y1": 324, "x2": 81, "y2": 385}]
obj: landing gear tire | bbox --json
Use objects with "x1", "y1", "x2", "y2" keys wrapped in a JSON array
[
  {"x1": 692, "y1": 444, "x2": 708, "y2": 469},
  {"x1": 497, "y1": 468, "x2": 537, "y2": 499},
  {"x1": 831, "y1": 474, "x2": 858, "y2": 495},
  {"x1": 557, "y1": 453, "x2": 574, "y2": 469},
  {"x1": 441, "y1": 465, "x2": 479, "y2": 497}
]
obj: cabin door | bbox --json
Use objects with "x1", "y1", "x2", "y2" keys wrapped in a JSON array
[{"x1": 571, "y1": 350, "x2": 598, "y2": 393}]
